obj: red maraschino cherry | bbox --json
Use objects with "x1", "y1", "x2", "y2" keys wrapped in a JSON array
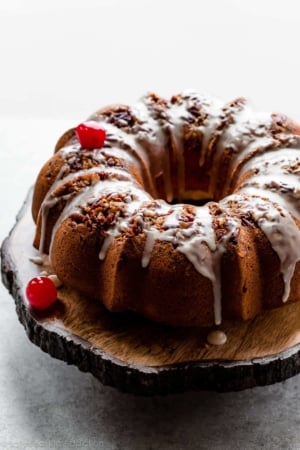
[
  {"x1": 25, "y1": 276, "x2": 57, "y2": 310},
  {"x1": 76, "y1": 121, "x2": 106, "y2": 149}
]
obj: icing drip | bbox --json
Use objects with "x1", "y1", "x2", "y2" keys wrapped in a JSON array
[
  {"x1": 39, "y1": 197, "x2": 59, "y2": 254},
  {"x1": 141, "y1": 231, "x2": 157, "y2": 268},
  {"x1": 99, "y1": 234, "x2": 114, "y2": 260},
  {"x1": 139, "y1": 204, "x2": 239, "y2": 325},
  {"x1": 223, "y1": 194, "x2": 300, "y2": 302},
  {"x1": 177, "y1": 206, "x2": 221, "y2": 324},
  {"x1": 255, "y1": 205, "x2": 300, "y2": 303}
]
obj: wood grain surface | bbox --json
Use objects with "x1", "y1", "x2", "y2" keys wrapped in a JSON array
[{"x1": 2, "y1": 190, "x2": 300, "y2": 394}]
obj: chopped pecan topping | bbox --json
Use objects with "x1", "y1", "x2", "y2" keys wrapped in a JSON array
[
  {"x1": 126, "y1": 214, "x2": 144, "y2": 236},
  {"x1": 101, "y1": 106, "x2": 141, "y2": 131},
  {"x1": 267, "y1": 180, "x2": 295, "y2": 195},
  {"x1": 64, "y1": 150, "x2": 124, "y2": 173},
  {"x1": 240, "y1": 212, "x2": 256, "y2": 228},
  {"x1": 170, "y1": 94, "x2": 183, "y2": 105},
  {"x1": 283, "y1": 159, "x2": 300, "y2": 174}
]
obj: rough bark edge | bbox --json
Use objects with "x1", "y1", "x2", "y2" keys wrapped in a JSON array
[{"x1": 2, "y1": 198, "x2": 300, "y2": 395}]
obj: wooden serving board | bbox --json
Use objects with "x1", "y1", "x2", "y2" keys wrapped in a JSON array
[{"x1": 2, "y1": 189, "x2": 300, "y2": 395}]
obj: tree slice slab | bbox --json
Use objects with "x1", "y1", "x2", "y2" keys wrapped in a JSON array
[{"x1": 2, "y1": 190, "x2": 300, "y2": 395}]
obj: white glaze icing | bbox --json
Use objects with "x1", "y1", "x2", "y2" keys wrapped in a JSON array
[
  {"x1": 48, "y1": 273, "x2": 62, "y2": 288},
  {"x1": 37, "y1": 92, "x2": 300, "y2": 325}
]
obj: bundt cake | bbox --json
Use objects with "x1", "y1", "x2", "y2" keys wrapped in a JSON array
[{"x1": 31, "y1": 91, "x2": 300, "y2": 327}]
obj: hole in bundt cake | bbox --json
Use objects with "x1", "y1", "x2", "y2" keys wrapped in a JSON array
[{"x1": 169, "y1": 197, "x2": 213, "y2": 207}]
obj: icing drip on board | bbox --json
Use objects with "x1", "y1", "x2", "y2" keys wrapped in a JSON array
[{"x1": 207, "y1": 330, "x2": 227, "y2": 346}]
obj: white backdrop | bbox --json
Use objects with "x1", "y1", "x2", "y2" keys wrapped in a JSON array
[{"x1": 1, "y1": 0, "x2": 300, "y2": 120}]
